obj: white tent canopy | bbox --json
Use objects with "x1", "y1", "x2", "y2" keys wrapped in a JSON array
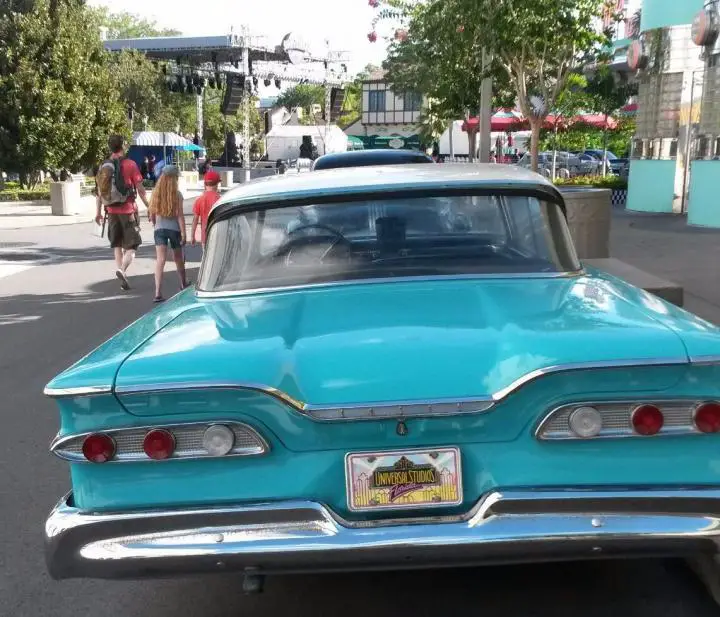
[
  {"x1": 132, "y1": 131, "x2": 197, "y2": 148},
  {"x1": 265, "y1": 125, "x2": 348, "y2": 161}
]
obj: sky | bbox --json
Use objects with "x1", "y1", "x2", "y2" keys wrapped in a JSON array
[{"x1": 88, "y1": 0, "x2": 389, "y2": 76}]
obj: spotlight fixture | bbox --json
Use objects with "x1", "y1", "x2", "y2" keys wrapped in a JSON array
[
  {"x1": 274, "y1": 78, "x2": 281, "y2": 89},
  {"x1": 264, "y1": 78, "x2": 271, "y2": 87}
]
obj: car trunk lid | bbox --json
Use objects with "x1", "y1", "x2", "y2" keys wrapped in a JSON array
[{"x1": 114, "y1": 276, "x2": 688, "y2": 412}]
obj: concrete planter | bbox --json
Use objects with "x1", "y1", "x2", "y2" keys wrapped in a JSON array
[
  {"x1": 49, "y1": 181, "x2": 81, "y2": 216},
  {"x1": 219, "y1": 170, "x2": 234, "y2": 188},
  {"x1": 559, "y1": 187, "x2": 611, "y2": 260}
]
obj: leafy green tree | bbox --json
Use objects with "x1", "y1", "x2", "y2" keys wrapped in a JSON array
[
  {"x1": 382, "y1": 1, "x2": 516, "y2": 159},
  {"x1": 0, "y1": 0, "x2": 127, "y2": 187},
  {"x1": 545, "y1": 73, "x2": 592, "y2": 178},
  {"x1": 374, "y1": 0, "x2": 615, "y2": 170},
  {"x1": 466, "y1": 0, "x2": 614, "y2": 171},
  {"x1": 276, "y1": 84, "x2": 326, "y2": 114},
  {"x1": 201, "y1": 90, "x2": 264, "y2": 160},
  {"x1": 585, "y1": 65, "x2": 636, "y2": 174},
  {"x1": 88, "y1": 6, "x2": 180, "y2": 39}
]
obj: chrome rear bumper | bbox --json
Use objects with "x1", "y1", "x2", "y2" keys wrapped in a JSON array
[{"x1": 46, "y1": 489, "x2": 720, "y2": 580}]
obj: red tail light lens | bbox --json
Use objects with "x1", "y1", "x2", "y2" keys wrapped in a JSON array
[
  {"x1": 82, "y1": 433, "x2": 116, "y2": 463},
  {"x1": 695, "y1": 402, "x2": 720, "y2": 433},
  {"x1": 143, "y1": 429, "x2": 176, "y2": 460},
  {"x1": 631, "y1": 404, "x2": 664, "y2": 436}
]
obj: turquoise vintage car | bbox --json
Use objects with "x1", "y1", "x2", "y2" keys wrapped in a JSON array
[{"x1": 45, "y1": 165, "x2": 720, "y2": 598}]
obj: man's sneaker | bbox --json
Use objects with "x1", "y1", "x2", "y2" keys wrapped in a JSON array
[{"x1": 116, "y1": 269, "x2": 130, "y2": 291}]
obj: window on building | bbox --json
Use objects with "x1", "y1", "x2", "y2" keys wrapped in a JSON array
[
  {"x1": 368, "y1": 90, "x2": 386, "y2": 112},
  {"x1": 403, "y1": 92, "x2": 423, "y2": 112}
]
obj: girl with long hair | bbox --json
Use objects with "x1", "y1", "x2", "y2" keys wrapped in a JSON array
[{"x1": 149, "y1": 165, "x2": 189, "y2": 303}]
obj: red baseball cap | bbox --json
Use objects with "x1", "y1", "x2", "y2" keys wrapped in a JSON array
[{"x1": 204, "y1": 170, "x2": 221, "y2": 185}]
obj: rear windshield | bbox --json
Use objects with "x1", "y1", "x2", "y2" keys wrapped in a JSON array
[{"x1": 198, "y1": 194, "x2": 580, "y2": 293}]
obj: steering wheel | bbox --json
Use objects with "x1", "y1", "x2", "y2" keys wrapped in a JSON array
[{"x1": 270, "y1": 223, "x2": 352, "y2": 265}]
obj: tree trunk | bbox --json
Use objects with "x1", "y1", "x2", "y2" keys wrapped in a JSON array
[
  {"x1": 448, "y1": 120, "x2": 455, "y2": 158},
  {"x1": 529, "y1": 119, "x2": 541, "y2": 173},
  {"x1": 602, "y1": 115, "x2": 609, "y2": 177},
  {"x1": 467, "y1": 129, "x2": 477, "y2": 163},
  {"x1": 552, "y1": 124, "x2": 558, "y2": 181}
]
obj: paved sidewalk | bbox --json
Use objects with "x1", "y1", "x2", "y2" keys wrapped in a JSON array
[
  {"x1": 610, "y1": 210, "x2": 720, "y2": 324},
  {"x1": 0, "y1": 189, "x2": 207, "y2": 230}
]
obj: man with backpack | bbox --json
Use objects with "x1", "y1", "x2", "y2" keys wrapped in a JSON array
[{"x1": 95, "y1": 134, "x2": 150, "y2": 290}]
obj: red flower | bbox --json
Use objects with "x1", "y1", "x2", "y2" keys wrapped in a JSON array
[
  {"x1": 367, "y1": 31, "x2": 378, "y2": 42},
  {"x1": 395, "y1": 29, "x2": 408, "y2": 41},
  {"x1": 368, "y1": 0, "x2": 379, "y2": 7},
  {"x1": 457, "y1": 25, "x2": 465, "y2": 32}
]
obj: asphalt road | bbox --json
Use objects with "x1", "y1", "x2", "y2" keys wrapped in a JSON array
[{"x1": 1, "y1": 221, "x2": 720, "y2": 617}]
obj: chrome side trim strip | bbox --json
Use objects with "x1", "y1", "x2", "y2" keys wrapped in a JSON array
[
  {"x1": 53, "y1": 356, "x2": 712, "y2": 414},
  {"x1": 692, "y1": 355, "x2": 720, "y2": 366},
  {"x1": 114, "y1": 381, "x2": 307, "y2": 411},
  {"x1": 43, "y1": 385, "x2": 113, "y2": 399},
  {"x1": 112, "y1": 357, "x2": 693, "y2": 422},
  {"x1": 195, "y1": 271, "x2": 586, "y2": 299},
  {"x1": 491, "y1": 357, "x2": 689, "y2": 401},
  {"x1": 45, "y1": 488, "x2": 720, "y2": 580}
]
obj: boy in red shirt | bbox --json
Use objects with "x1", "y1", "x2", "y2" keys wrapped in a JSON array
[{"x1": 191, "y1": 170, "x2": 221, "y2": 249}]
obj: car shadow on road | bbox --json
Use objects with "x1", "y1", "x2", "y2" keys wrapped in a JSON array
[
  {"x1": 109, "y1": 559, "x2": 719, "y2": 617},
  {"x1": 0, "y1": 243, "x2": 204, "y2": 265}
]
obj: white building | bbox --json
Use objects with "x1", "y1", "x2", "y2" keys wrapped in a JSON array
[{"x1": 344, "y1": 69, "x2": 424, "y2": 150}]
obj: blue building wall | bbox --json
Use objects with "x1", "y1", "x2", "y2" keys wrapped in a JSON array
[{"x1": 641, "y1": 0, "x2": 703, "y2": 31}]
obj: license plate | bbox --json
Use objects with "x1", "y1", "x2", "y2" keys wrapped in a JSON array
[{"x1": 345, "y1": 447, "x2": 462, "y2": 512}]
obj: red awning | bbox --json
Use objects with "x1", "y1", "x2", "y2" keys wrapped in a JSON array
[{"x1": 463, "y1": 112, "x2": 618, "y2": 132}]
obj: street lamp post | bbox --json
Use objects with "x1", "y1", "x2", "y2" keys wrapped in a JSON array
[{"x1": 242, "y1": 27, "x2": 252, "y2": 184}]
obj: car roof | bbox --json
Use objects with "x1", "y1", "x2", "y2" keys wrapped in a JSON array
[
  {"x1": 211, "y1": 164, "x2": 560, "y2": 218},
  {"x1": 312, "y1": 149, "x2": 434, "y2": 170}
]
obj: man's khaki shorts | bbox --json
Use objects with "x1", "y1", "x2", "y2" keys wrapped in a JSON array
[{"x1": 107, "y1": 213, "x2": 142, "y2": 250}]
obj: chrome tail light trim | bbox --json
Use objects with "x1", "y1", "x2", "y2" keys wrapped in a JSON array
[
  {"x1": 536, "y1": 400, "x2": 720, "y2": 441},
  {"x1": 50, "y1": 421, "x2": 269, "y2": 463}
]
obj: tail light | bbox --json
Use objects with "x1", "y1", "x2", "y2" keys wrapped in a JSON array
[
  {"x1": 694, "y1": 402, "x2": 720, "y2": 433},
  {"x1": 631, "y1": 404, "x2": 664, "y2": 436},
  {"x1": 537, "y1": 400, "x2": 720, "y2": 441},
  {"x1": 82, "y1": 433, "x2": 116, "y2": 463},
  {"x1": 202, "y1": 424, "x2": 236, "y2": 456},
  {"x1": 143, "y1": 429, "x2": 176, "y2": 460},
  {"x1": 51, "y1": 421, "x2": 268, "y2": 463},
  {"x1": 568, "y1": 406, "x2": 603, "y2": 438}
]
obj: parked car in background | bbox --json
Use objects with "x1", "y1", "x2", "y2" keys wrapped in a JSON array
[
  {"x1": 312, "y1": 149, "x2": 434, "y2": 171},
  {"x1": 576, "y1": 150, "x2": 628, "y2": 177},
  {"x1": 517, "y1": 151, "x2": 581, "y2": 176},
  {"x1": 44, "y1": 164, "x2": 720, "y2": 605}
]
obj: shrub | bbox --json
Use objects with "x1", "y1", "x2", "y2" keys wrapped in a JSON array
[
  {"x1": 555, "y1": 175, "x2": 628, "y2": 190},
  {"x1": 0, "y1": 187, "x2": 51, "y2": 202}
]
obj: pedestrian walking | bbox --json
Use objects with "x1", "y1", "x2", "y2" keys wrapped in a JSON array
[
  {"x1": 149, "y1": 165, "x2": 189, "y2": 303},
  {"x1": 95, "y1": 134, "x2": 150, "y2": 291},
  {"x1": 191, "y1": 169, "x2": 221, "y2": 250}
]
